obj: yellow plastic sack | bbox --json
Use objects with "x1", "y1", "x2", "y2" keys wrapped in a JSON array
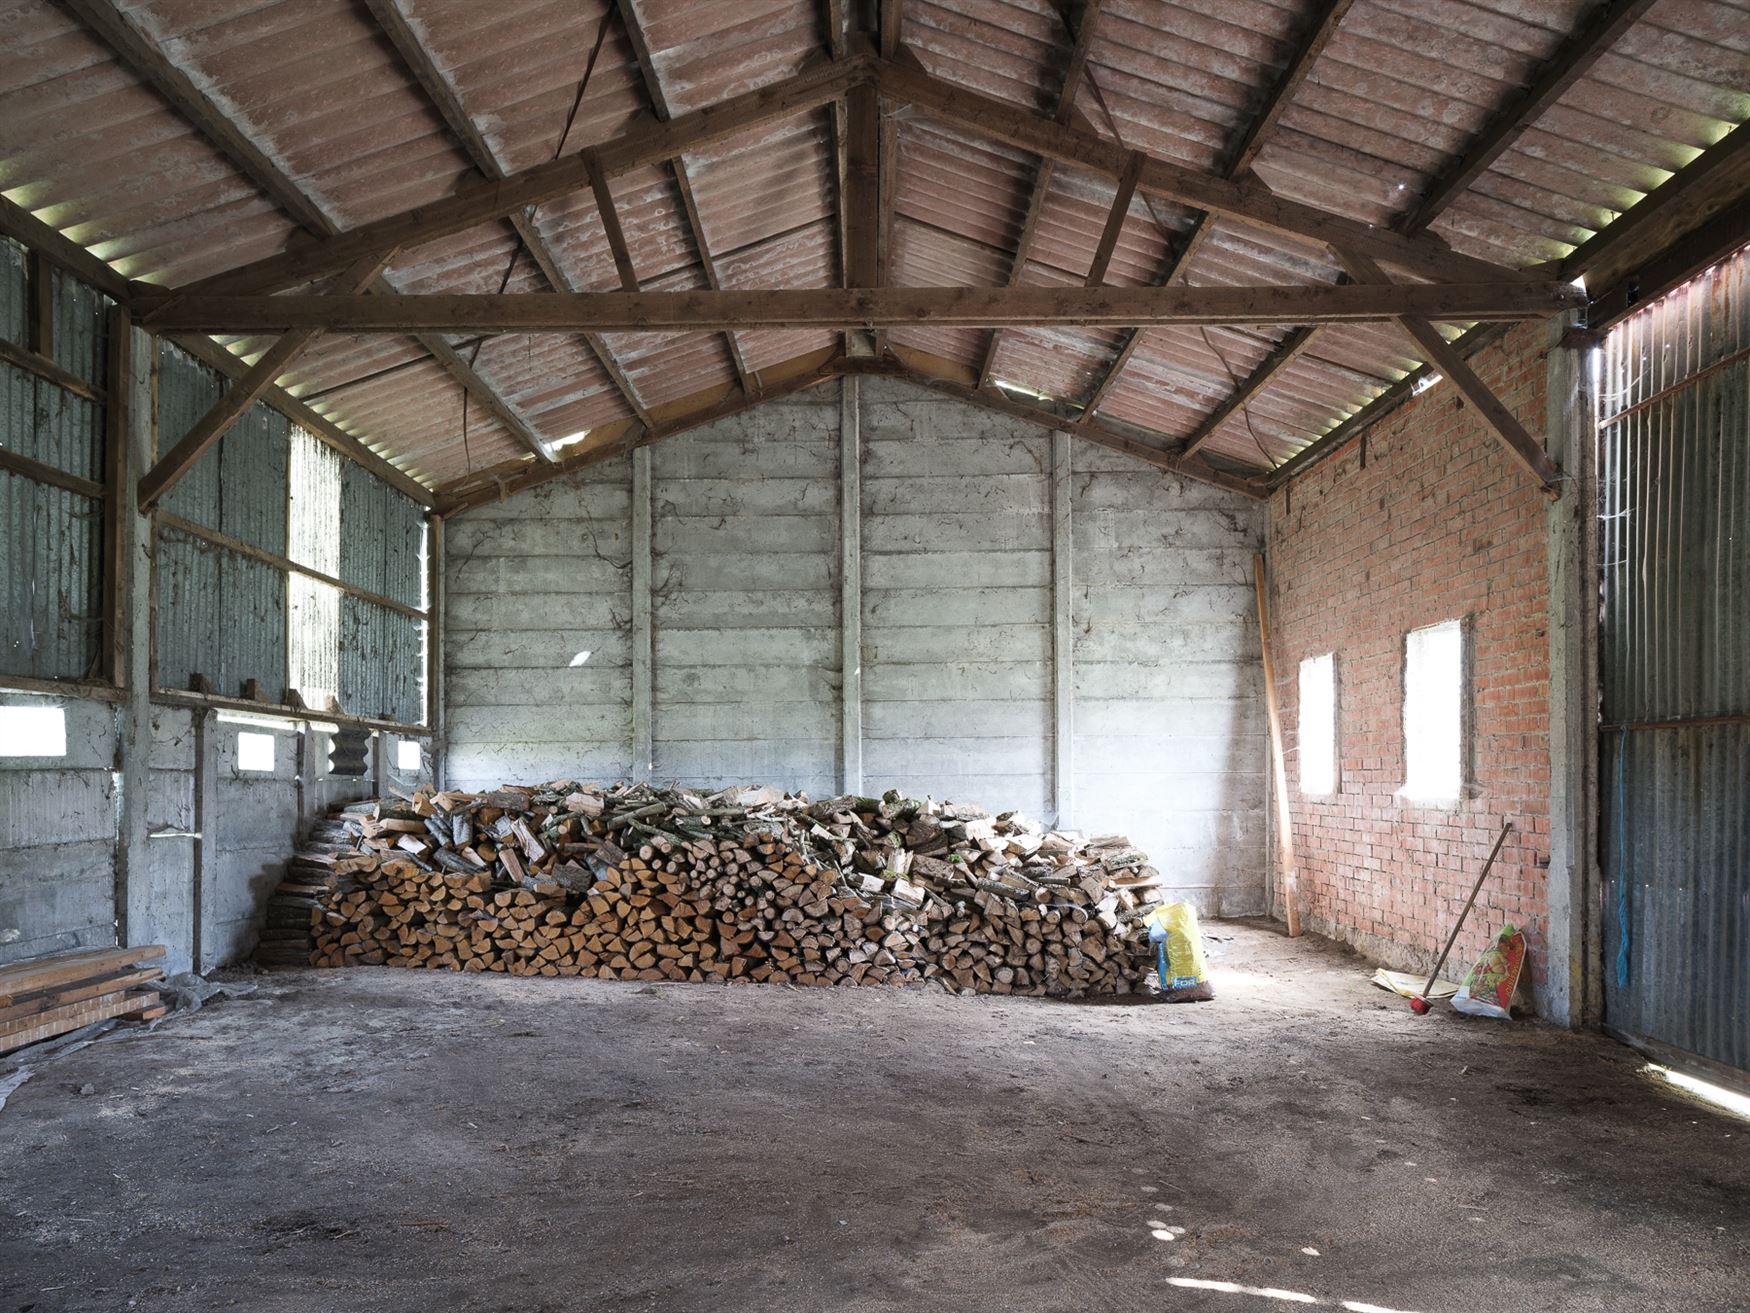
[{"x1": 1145, "y1": 903, "x2": 1209, "y2": 990}]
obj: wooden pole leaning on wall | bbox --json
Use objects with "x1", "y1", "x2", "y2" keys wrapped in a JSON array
[{"x1": 1254, "y1": 553, "x2": 1302, "y2": 937}]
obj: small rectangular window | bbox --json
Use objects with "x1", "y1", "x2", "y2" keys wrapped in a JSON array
[
  {"x1": 0, "y1": 705, "x2": 67, "y2": 758},
  {"x1": 395, "y1": 739, "x2": 422, "y2": 772},
  {"x1": 236, "y1": 730, "x2": 276, "y2": 773},
  {"x1": 1297, "y1": 653, "x2": 1336, "y2": 797},
  {"x1": 1403, "y1": 620, "x2": 1464, "y2": 803}
]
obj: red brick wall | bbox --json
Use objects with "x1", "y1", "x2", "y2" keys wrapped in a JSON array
[{"x1": 1268, "y1": 321, "x2": 1552, "y2": 1004}]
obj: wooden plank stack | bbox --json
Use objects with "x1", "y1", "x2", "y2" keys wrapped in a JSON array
[
  {"x1": 0, "y1": 946, "x2": 168, "y2": 1053},
  {"x1": 288, "y1": 783, "x2": 1169, "y2": 997}
]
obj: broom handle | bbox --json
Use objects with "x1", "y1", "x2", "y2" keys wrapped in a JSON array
[{"x1": 1422, "y1": 819, "x2": 1514, "y2": 996}]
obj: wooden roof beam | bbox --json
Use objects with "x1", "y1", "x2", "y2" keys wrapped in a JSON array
[
  {"x1": 61, "y1": 0, "x2": 554, "y2": 468},
  {"x1": 142, "y1": 280, "x2": 1580, "y2": 334},
  {"x1": 171, "y1": 58, "x2": 867, "y2": 299},
  {"x1": 1084, "y1": 0, "x2": 1355, "y2": 428},
  {"x1": 1179, "y1": 325, "x2": 1318, "y2": 459},
  {"x1": 1402, "y1": 0, "x2": 1660, "y2": 233},
  {"x1": 366, "y1": 0, "x2": 650, "y2": 450},
  {"x1": 877, "y1": 59, "x2": 1528, "y2": 287},
  {"x1": 978, "y1": 0, "x2": 1105, "y2": 388},
  {"x1": 613, "y1": 0, "x2": 759, "y2": 395},
  {"x1": 1338, "y1": 248, "x2": 1561, "y2": 494},
  {"x1": 139, "y1": 251, "x2": 395, "y2": 509}
]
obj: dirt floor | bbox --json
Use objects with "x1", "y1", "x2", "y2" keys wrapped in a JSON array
[{"x1": 2, "y1": 922, "x2": 1746, "y2": 1313}]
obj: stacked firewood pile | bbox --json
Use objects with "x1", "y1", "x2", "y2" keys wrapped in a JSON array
[{"x1": 278, "y1": 783, "x2": 1170, "y2": 997}]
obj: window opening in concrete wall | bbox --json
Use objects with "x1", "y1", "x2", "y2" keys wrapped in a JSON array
[
  {"x1": 396, "y1": 738, "x2": 422, "y2": 772},
  {"x1": 1402, "y1": 620, "x2": 1463, "y2": 803},
  {"x1": 236, "y1": 730, "x2": 276, "y2": 773},
  {"x1": 1298, "y1": 653, "x2": 1336, "y2": 797},
  {"x1": 0, "y1": 704, "x2": 67, "y2": 758}
]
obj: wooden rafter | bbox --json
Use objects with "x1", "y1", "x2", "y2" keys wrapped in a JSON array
[
  {"x1": 1179, "y1": 325, "x2": 1319, "y2": 459},
  {"x1": 1084, "y1": 151, "x2": 1144, "y2": 289},
  {"x1": 138, "y1": 251, "x2": 396, "y2": 510},
  {"x1": 54, "y1": 0, "x2": 554, "y2": 468},
  {"x1": 1084, "y1": 0, "x2": 1354, "y2": 432},
  {"x1": 1402, "y1": 0, "x2": 1659, "y2": 233},
  {"x1": 978, "y1": 0, "x2": 1106, "y2": 388},
  {"x1": 1338, "y1": 249, "x2": 1561, "y2": 493},
  {"x1": 139, "y1": 280, "x2": 1580, "y2": 335},
  {"x1": 878, "y1": 60, "x2": 1527, "y2": 287},
  {"x1": 1265, "y1": 323, "x2": 1505, "y2": 487},
  {"x1": 613, "y1": 0, "x2": 760, "y2": 396},
  {"x1": 165, "y1": 332, "x2": 437, "y2": 507},
  {"x1": 880, "y1": 0, "x2": 903, "y2": 59},
  {"x1": 174, "y1": 59, "x2": 866, "y2": 299},
  {"x1": 1560, "y1": 122, "x2": 1750, "y2": 290},
  {"x1": 364, "y1": 0, "x2": 643, "y2": 443}
]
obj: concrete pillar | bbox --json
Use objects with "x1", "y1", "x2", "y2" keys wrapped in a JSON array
[
  {"x1": 1543, "y1": 311, "x2": 1602, "y2": 1027},
  {"x1": 1051, "y1": 429, "x2": 1073, "y2": 828},
  {"x1": 427, "y1": 514, "x2": 446, "y2": 789},
  {"x1": 840, "y1": 378, "x2": 863, "y2": 795},
  {"x1": 631, "y1": 445, "x2": 653, "y2": 782},
  {"x1": 192, "y1": 707, "x2": 218, "y2": 971}
]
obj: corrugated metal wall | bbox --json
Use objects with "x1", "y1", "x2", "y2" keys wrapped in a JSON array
[
  {"x1": 0, "y1": 237, "x2": 107, "y2": 681},
  {"x1": 153, "y1": 348, "x2": 428, "y2": 721},
  {"x1": 1599, "y1": 245, "x2": 1749, "y2": 1077}
]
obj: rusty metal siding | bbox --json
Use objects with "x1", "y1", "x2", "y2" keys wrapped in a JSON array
[
  {"x1": 1599, "y1": 244, "x2": 1749, "y2": 1076},
  {"x1": 0, "y1": 365, "x2": 103, "y2": 483},
  {"x1": 338, "y1": 594, "x2": 424, "y2": 725},
  {"x1": 0, "y1": 472, "x2": 102, "y2": 680}
]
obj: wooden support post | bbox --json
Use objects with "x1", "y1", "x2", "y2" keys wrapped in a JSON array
[
  {"x1": 26, "y1": 248, "x2": 53, "y2": 356},
  {"x1": 1254, "y1": 553, "x2": 1301, "y2": 937},
  {"x1": 839, "y1": 376, "x2": 863, "y2": 794},
  {"x1": 1051, "y1": 428, "x2": 1073, "y2": 828},
  {"x1": 115, "y1": 314, "x2": 154, "y2": 952},
  {"x1": 631, "y1": 446, "x2": 653, "y2": 782}
]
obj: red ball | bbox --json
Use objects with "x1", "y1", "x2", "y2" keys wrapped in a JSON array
[{"x1": 1409, "y1": 996, "x2": 1430, "y2": 1015}]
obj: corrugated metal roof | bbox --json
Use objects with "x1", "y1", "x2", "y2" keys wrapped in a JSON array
[{"x1": 1, "y1": 0, "x2": 1744, "y2": 487}]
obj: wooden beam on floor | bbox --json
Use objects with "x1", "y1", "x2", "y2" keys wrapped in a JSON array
[
  {"x1": 1339, "y1": 248, "x2": 1561, "y2": 495},
  {"x1": 141, "y1": 280, "x2": 1582, "y2": 335},
  {"x1": 138, "y1": 251, "x2": 395, "y2": 510},
  {"x1": 1401, "y1": 0, "x2": 1659, "y2": 233},
  {"x1": 171, "y1": 59, "x2": 868, "y2": 299}
]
